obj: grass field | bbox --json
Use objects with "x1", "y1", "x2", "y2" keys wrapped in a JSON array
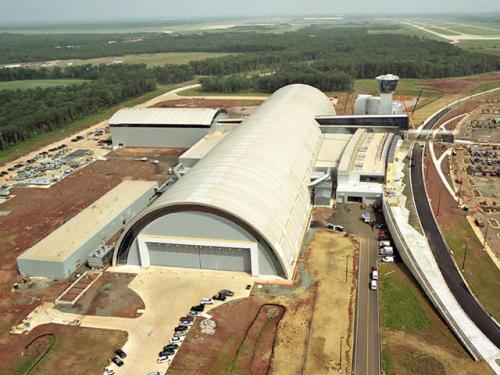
[
  {"x1": 0, "y1": 83, "x2": 180, "y2": 164},
  {"x1": 379, "y1": 263, "x2": 491, "y2": 375},
  {"x1": 354, "y1": 78, "x2": 442, "y2": 98},
  {"x1": 448, "y1": 26, "x2": 500, "y2": 36},
  {"x1": 426, "y1": 27, "x2": 461, "y2": 36},
  {"x1": 178, "y1": 86, "x2": 269, "y2": 97},
  {"x1": 0, "y1": 79, "x2": 88, "y2": 90},
  {"x1": 443, "y1": 219, "x2": 500, "y2": 321},
  {"x1": 58, "y1": 52, "x2": 238, "y2": 67}
]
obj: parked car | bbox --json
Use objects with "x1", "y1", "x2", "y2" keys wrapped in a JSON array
[
  {"x1": 219, "y1": 289, "x2": 234, "y2": 297},
  {"x1": 213, "y1": 294, "x2": 227, "y2": 301},
  {"x1": 104, "y1": 367, "x2": 115, "y2": 375},
  {"x1": 362, "y1": 212, "x2": 370, "y2": 223},
  {"x1": 190, "y1": 304, "x2": 205, "y2": 312},
  {"x1": 175, "y1": 325, "x2": 189, "y2": 332},
  {"x1": 159, "y1": 349, "x2": 175, "y2": 357},
  {"x1": 378, "y1": 240, "x2": 391, "y2": 248},
  {"x1": 379, "y1": 246, "x2": 394, "y2": 255},
  {"x1": 174, "y1": 331, "x2": 186, "y2": 338},
  {"x1": 201, "y1": 297, "x2": 213, "y2": 305},
  {"x1": 111, "y1": 357, "x2": 124, "y2": 367},
  {"x1": 114, "y1": 349, "x2": 127, "y2": 359},
  {"x1": 376, "y1": 223, "x2": 387, "y2": 230},
  {"x1": 381, "y1": 256, "x2": 395, "y2": 263},
  {"x1": 370, "y1": 279, "x2": 378, "y2": 290},
  {"x1": 180, "y1": 315, "x2": 194, "y2": 322},
  {"x1": 148, "y1": 372, "x2": 164, "y2": 375},
  {"x1": 170, "y1": 336, "x2": 182, "y2": 343},
  {"x1": 157, "y1": 356, "x2": 169, "y2": 364},
  {"x1": 188, "y1": 311, "x2": 201, "y2": 317},
  {"x1": 371, "y1": 267, "x2": 379, "y2": 280},
  {"x1": 327, "y1": 223, "x2": 345, "y2": 232},
  {"x1": 180, "y1": 320, "x2": 193, "y2": 326},
  {"x1": 164, "y1": 344, "x2": 179, "y2": 350}
]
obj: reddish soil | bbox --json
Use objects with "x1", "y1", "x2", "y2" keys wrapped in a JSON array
[
  {"x1": 154, "y1": 98, "x2": 265, "y2": 116},
  {"x1": 168, "y1": 297, "x2": 283, "y2": 375},
  {"x1": 56, "y1": 272, "x2": 144, "y2": 318},
  {"x1": 0, "y1": 324, "x2": 127, "y2": 375},
  {"x1": 433, "y1": 100, "x2": 481, "y2": 130},
  {"x1": 425, "y1": 73, "x2": 500, "y2": 95},
  {"x1": 335, "y1": 93, "x2": 355, "y2": 115},
  {"x1": 0, "y1": 149, "x2": 177, "y2": 373}
]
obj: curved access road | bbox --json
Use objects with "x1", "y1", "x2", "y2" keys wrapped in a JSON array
[{"x1": 411, "y1": 143, "x2": 500, "y2": 348}]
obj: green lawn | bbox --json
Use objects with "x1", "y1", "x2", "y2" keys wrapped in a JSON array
[
  {"x1": 354, "y1": 78, "x2": 442, "y2": 98},
  {"x1": 448, "y1": 26, "x2": 500, "y2": 36},
  {"x1": 65, "y1": 52, "x2": 238, "y2": 67},
  {"x1": 0, "y1": 79, "x2": 88, "y2": 91},
  {"x1": 0, "y1": 83, "x2": 182, "y2": 164},
  {"x1": 426, "y1": 27, "x2": 461, "y2": 36},
  {"x1": 442, "y1": 217, "x2": 500, "y2": 321},
  {"x1": 471, "y1": 80, "x2": 500, "y2": 94}
]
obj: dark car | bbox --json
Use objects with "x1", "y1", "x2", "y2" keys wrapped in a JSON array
[
  {"x1": 219, "y1": 289, "x2": 234, "y2": 297},
  {"x1": 115, "y1": 349, "x2": 127, "y2": 359},
  {"x1": 175, "y1": 325, "x2": 189, "y2": 332},
  {"x1": 180, "y1": 315, "x2": 194, "y2": 322},
  {"x1": 190, "y1": 304, "x2": 205, "y2": 312},
  {"x1": 164, "y1": 344, "x2": 179, "y2": 350},
  {"x1": 159, "y1": 349, "x2": 175, "y2": 357},
  {"x1": 213, "y1": 294, "x2": 227, "y2": 301},
  {"x1": 111, "y1": 357, "x2": 124, "y2": 367},
  {"x1": 376, "y1": 223, "x2": 388, "y2": 230}
]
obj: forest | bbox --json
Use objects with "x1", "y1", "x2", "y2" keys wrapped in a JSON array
[{"x1": 1, "y1": 25, "x2": 500, "y2": 149}]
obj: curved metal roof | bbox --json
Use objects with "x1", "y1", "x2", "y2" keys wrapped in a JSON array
[
  {"x1": 115, "y1": 84, "x2": 334, "y2": 278},
  {"x1": 109, "y1": 107, "x2": 226, "y2": 126}
]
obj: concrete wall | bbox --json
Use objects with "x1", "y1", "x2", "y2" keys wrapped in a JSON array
[
  {"x1": 18, "y1": 182, "x2": 157, "y2": 279},
  {"x1": 111, "y1": 127, "x2": 210, "y2": 148},
  {"x1": 126, "y1": 210, "x2": 284, "y2": 277}
]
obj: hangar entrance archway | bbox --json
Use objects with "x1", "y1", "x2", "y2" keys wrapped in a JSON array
[{"x1": 137, "y1": 234, "x2": 258, "y2": 276}]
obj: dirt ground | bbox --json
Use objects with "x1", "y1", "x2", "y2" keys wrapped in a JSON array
[
  {"x1": 335, "y1": 93, "x2": 356, "y2": 115},
  {"x1": 425, "y1": 73, "x2": 500, "y2": 95},
  {"x1": 0, "y1": 324, "x2": 127, "y2": 375},
  {"x1": 154, "y1": 98, "x2": 265, "y2": 116},
  {"x1": 167, "y1": 224, "x2": 358, "y2": 375},
  {"x1": 56, "y1": 273, "x2": 144, "y2": 318},
  {"x1": 0, "y1": 148, "x2": 180, "y2": 374}
]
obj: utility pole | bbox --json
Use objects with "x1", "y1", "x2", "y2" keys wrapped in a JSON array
[
  {"x1": 345, "y1": 255, "x2": 349, "y2": 284},
  {"x1": 461, "y1": 245, "x2": 468, "y2": 272},
  {"x1": 482, "y1": 222, "x2": 489, "y2": 252},
  {"x1": 338, "y1": 336, "x2": 344, "y2": 372},
  {"x1": 437, "y1": 190, "x2": 442, "y2": 218}
]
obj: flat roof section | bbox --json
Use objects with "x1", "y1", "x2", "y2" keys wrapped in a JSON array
[
  {"x1": 18, "y1": 180, "x2": 157, "y2": 262},
  {"x1": 315, "y1": 133, "x2": 352, "y2": 169},
  {"x1": 109, "y1": 108, "x2": 227, "y2": 127},
  {"x1": 179, "y1": 131, "x2": 229, "y2": 163}
]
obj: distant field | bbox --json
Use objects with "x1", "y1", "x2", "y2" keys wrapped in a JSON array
[
  {"x1": 58, "y1": 52, "x2": 238, "y2": 67},
  {"x1": 425, "y1": 27, "x2": 461, "y2": 36},
  {"x1": 0, "y1": 79, "x2": 88, "y2": 90},
  {"x1": 448, "y1": 26, "x2": 500, "y2": 36}
]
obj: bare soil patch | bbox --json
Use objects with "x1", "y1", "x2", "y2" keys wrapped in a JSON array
[
  {"x1": 154, "y1": 98, "x2": 264, "y2": 116},
  {"x1": 0, "y1": 324, "x2": 127, "y2": 375},
  {"x1": 0, "y1": 150, "x2": 175, "y2": 373},
  {"x1": 425, "y1": 73, "x2": 500, "y2": 95},
  {"x1": 56, "y1": 272, "x2": 144, "y2": 318}
]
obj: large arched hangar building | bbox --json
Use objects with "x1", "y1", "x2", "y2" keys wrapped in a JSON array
[{"x1": 113, "y1": 84, "x2": 334, "y2": 279}]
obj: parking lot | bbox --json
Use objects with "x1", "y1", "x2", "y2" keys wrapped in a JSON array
[{"x1": 24, "y1": 266, "x2": 253, "y2": 375}]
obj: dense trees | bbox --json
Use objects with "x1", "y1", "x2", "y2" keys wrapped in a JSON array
[
  {"x1": 199, "y1": 65, "x2": 353, "y2": 93},
  {"x1": 0, "y1": 64, "x2": 156, "y2": 150}
]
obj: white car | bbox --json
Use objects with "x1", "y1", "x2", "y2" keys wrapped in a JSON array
[
  {"x1": 327, "y1": 223, "x2": 344, "y2": 232},
  {"x1": 370, "y1": 279, "x2": 378, "y2": 290},
  {"x1": 200, "y1": 297, "x2": 213, "y2": 305},
  {"x1": 157, "y1": 356, "x2": 169, "y2": 364},
  {"x1": 104, "y1": 367, "x2": 115, "y2": 375},
  {"x1": 381, "y1": 256, "x2": 395, "y2": 263},
  {"x1": 378, "y1": 240, "x2": 391, "y2": 248},
  {"x1": 170, "y1": 336, "x2": 182, "y2": 343},
  {"x1": 371, "y1": 269, "x2": 378, "y2": 280}
]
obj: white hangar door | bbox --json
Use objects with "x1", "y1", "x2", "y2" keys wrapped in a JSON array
[{"x1": 146, "y1": 242, "x2": 252, "y2": 273}]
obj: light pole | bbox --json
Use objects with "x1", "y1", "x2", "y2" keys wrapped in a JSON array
[
  {"x1": 461, "y1": 245, "x2": 468, "y2": 272},
  {"x1": 339, "y1": 336, "x2": 344, "y2": 372},
  {"x1": 345, "y1": 255, "x2": 349, "y2": 284},
  {"x1": 482, "y1": 222, "x2": 489, "y2": 252}
]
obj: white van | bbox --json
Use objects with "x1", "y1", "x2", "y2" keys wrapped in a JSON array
[
  {"x1": 371, "y1": 269, "x2": 379, "y2": 280},
  {"x1": 379, "y1": 240, "x2": 391, "y2": 248},
  {"x1": 370, "y1": 279, "x2": 378, "y2": 290}
]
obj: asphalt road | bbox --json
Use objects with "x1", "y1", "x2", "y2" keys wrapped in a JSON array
[
  {"x1": 331, "y1": 204, "x2": 381, "y2": 375},
  {"x1": 411, "y1": 144, "x2": 500, "y2": 347}
]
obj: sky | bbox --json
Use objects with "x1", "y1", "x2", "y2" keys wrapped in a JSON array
[{"x1": 1, "y1": 0, "x2": 500, "y2": 24}]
